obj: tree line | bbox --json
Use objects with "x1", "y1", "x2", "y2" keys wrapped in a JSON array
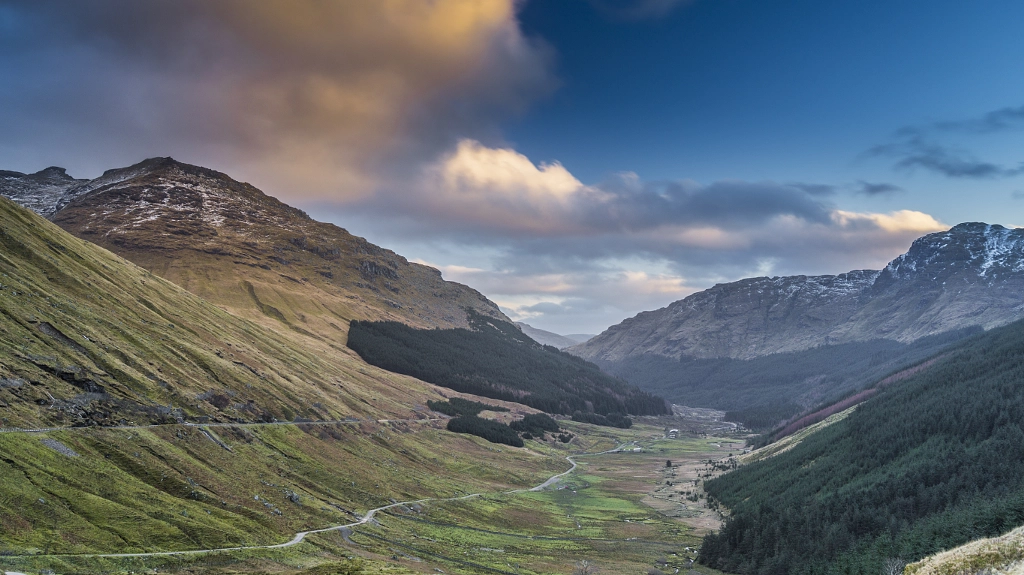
[{"x1": 347, "y1": 310, "x2": 668, "y2": 417}]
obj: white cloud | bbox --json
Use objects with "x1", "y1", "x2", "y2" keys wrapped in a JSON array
[{"x1": 369, "y1": 144, "x2": 950, "y2": 333}]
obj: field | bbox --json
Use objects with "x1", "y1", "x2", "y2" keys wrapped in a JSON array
[{"x1": 0, "y1": 417, "x2": 740, "y2": 575}]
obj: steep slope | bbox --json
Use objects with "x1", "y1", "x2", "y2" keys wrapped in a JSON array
[
  {"x1": 515, "y1": 321, "x2": 581, "y2": 348},
  {"x1": 0, "y1": 194, "x2": 458, "y2": 429},
  {"x1": 0, "y1": 182, "x2": 610, "y2": 569},
  {"x1": 13, "y1": 157, "x2": 507, "y2": 353},
  {"x1": 574, "y1": 223, "x2": 1024, "y2": 362},
  {"x1": 698, "y1": 316, "x2": 1024, "y2": 575}
]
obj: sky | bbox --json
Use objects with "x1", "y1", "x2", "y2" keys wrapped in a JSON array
[{"x1": 3, "y1": 0, "x2": 1024, "y2": 334}]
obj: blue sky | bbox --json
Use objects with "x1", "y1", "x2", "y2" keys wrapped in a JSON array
[{"x1": 3, "y1": 0, "x2": 1024, "y2": 334}]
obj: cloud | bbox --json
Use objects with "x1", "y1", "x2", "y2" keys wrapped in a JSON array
[
  {"x1": 414, "y1": 259, "x2": 698, "y2": 333},
  {"x1": 375, "y1": 140, "x2": 837, "y2": 239},
  {"x1": 928, "y1": 104, "x2": 1024, "y2": 134},
  {"x1": 869, "y1": 137, "x2": 1024, "y2": 179},
  {"x1": 855, "y1": 181, "x2": 904, "y2": 196},
  {"x1": 868, "y1": 104, "x2": 1024, "y2": 179},
  {"x1": 0, "y1": 0, "x2": 554, "y2": 197},
  {"x1": 355, "y1": 142, "x2": 947, "y2": 332}
]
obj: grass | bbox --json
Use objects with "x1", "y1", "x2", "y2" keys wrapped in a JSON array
[
  {"x1": 0, "y1": 420, "x2": 735, "y2": 575},
  {"x1": 906, "y1": 525, "x2": 1024, "y2": 575}
]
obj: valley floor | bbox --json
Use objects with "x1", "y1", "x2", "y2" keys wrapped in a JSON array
[{"x1": 0, "y1": 416, "x2": 738, "y2": 575}]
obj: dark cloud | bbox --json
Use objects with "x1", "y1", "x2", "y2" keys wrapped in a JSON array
[
  {"x1": 521, "y1": 299, "x2": 602, "y2": 316},
  {"x1": 856, "y1": 181, "x2": 904, "y2": 196},
  {"x1": 867, "y1": 136, "x2": 1023, "y2": 179},
  {"x1": 870, "y1": 104, "x2": 1024, "y2": 179},
  {"x1": 583, "y1": 179, "x2": 835, "y2": 231},
  {"x1": 0, "y1": 1, "x2": 554, "y2": 196}
]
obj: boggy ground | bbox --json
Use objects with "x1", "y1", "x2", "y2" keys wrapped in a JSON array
[{"x1": 0, "y1": 417, "x2": 739, "y2": 575}]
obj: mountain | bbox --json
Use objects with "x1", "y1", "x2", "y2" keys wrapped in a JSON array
[
  {"x1": 569, "y1": 224, "x2": 1024, "y2": 426},
  {"x1": 0, "y1": 166, "x2": 87, "y2": 217},
  {"x1": 0, "y1": 194, "x2": 460, "y2": 429},
  {"x1": 1, "y1": 157, "x2": 652, "y2": 423},
  {"x1": 698, "y1": 315, "x2": 1024, "y2": 575},
  {"x1": 574, "y1": 224, "x2": 1024, "y2": 362},
  {"x1": 0, "y1": 199, "x2": 588, "y2": 563},
  {"x1": 2, "y1": 158, "x2": 508, "y2": 355},
  {"x1": 515, "y1": 321, "x2": 583, "y2": 348},
  {"x1": 565, "y1": 332, "x2": 597, "y2": 344}
]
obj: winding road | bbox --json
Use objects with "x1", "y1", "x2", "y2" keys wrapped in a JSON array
[{"x1": 5, "y1": 441, "x2": 632, "y2": 559}]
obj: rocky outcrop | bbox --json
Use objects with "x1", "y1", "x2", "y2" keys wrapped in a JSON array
[
  {"x1": 572, "y1": 223, "x2": 1024, "y2": 361},
  {"x1": 0, "y1": 166, "x2": 86, "y2": 217}
]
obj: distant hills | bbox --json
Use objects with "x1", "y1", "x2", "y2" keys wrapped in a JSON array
[
  {"x1": 570, "y1": 223, "x2": 1024, "y2": 426},
  {"x1": 515, "y1": 322, "x2": 594, "y2": 349}
]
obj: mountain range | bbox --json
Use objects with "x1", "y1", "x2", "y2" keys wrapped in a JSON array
[
  {"x1": 573, "y1": 222, "x2": 1024, "y2": 363},
  {"x1": 570, "y1": 223, "x2": 1024, "y2": 425}
]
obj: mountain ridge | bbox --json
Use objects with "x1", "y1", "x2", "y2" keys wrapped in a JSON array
[
  {"x1": 2, "y1": 158, "x2": 509, "y2": 352},
  {"x1": 572, "y1": 222, "x2": 1024, "y2": 362}
]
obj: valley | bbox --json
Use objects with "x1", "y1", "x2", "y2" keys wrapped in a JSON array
[
  {"x1": 4, "y1": 156, "x2": 1024, "y2": 575},
  {"x1": 0, "y1": 416, "x2": 742, "y2": 575},
  {"x1": 6, "y1": 5, "x2": 1024, "y2": 575}
]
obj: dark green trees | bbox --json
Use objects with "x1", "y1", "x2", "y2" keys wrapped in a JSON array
[
  {"x1": 348, "y1": 311, "x2": 668, "y2": 417},
  {"x1": 698, "y1": 318, "x2": 1024, "y2": 574}
]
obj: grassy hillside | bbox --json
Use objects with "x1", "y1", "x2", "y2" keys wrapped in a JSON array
[
  {"x1": 348, "y1": 313, "x2": 669, "y2": 417},
  {"x1": 697, "y1": 317, "x2": 1024, "y2": 575},
  {"x1": 597, "y1": 328, "x2": 977, "y2": 429},
  {"x1": 905, "y1": 524, "x2": 1024, "y2": 575},
  {"x1": 0, "y1": 195, "x2": 468, "y2": 429}
]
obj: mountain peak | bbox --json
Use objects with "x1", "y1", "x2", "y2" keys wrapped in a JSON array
[
  {"x1": 881, "y1": 221, "x2": 1024, "y2": 284},
  {"x1": 39, "y1": 157, "x2": 507, "y2": 332},
  {"x1": 0, "y1": 165, "x2": 87, "y2": 217},
  {"x1": 34, "y1": 166, "x2": 72, "y2": 178}
]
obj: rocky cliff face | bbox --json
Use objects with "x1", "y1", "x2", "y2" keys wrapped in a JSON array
[
  {"x1": 4, "y1": 158, "x2": 507, "y2": 346},
  {"x1": 573, "y1": 223, "x2": 1024, "y2": 361},
  {"x1": 0, "y1": 166, "x2": 86, "y2": 217}
]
